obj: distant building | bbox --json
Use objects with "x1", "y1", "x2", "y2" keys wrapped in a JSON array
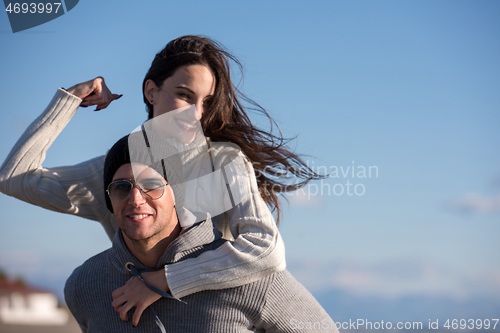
[{"x1": 0, "y1": 278, "x2": 68, "y2": 326}]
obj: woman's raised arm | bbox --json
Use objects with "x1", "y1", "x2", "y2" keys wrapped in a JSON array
[{"x1": 0, "y1": 77, "x2": 121, "y2": 239}]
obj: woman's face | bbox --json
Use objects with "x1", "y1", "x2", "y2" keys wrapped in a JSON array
[{"x1": 144, "y1": 64, "x2": 215, "y2": 143}]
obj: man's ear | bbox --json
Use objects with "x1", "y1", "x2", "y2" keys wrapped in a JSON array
[{"x1": 144, "y1": 79, "x2": 158, "y2": 102}]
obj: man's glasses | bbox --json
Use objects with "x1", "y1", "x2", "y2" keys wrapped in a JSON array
[{"x1": 107, "y1": 179, "x2": 167, "y2": 203}]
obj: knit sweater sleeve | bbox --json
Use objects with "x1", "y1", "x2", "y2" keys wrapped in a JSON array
[
  {"x1": 256, "y1": 271, "x2": 338, "y2": 333},
  {"x1": 0, "y1": 88, "x2": 116, "y2": 239},
  {"x1": 165, "y1": 148, "x2": 286, "y2": 299}
]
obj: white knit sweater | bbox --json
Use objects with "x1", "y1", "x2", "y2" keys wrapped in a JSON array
[{"x1": 0, "y1": 88, "x2": 286, "y2": 298}]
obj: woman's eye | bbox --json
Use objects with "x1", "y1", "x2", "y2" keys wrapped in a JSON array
[{"x1": 178, "y1": 92, "x2": 190, "y2": 99}]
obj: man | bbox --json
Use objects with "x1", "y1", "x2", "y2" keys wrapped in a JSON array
[{"x1": 64, "y1": 132, "x2": 338, "y2": 332}]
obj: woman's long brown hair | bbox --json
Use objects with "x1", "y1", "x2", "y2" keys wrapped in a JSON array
[{"x1": 143, "y1": 35, "x2": 325, "y2": 224}]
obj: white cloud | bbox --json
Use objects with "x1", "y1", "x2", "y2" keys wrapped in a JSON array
[
  {"x1": 287, "y1": 258, "x2": 500, "y2": 300},
  {"x1": 445, "y1": 192, "x2": 500, "y2": 214},
  {"x1": 0, "y1": 250, "x2": 79, "y2": 284},
  {"x1": 0, "y1": 250, "x2": 43, "y2": 276}
]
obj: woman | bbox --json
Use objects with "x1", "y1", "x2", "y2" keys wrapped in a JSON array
[{"x1": 0, "y1": 35, "x2": 322, "y2": 326}]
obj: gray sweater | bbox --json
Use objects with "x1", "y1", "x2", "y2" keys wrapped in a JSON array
[{"x1": 65, "y1": 220, "x2": 338, "y2": 332}]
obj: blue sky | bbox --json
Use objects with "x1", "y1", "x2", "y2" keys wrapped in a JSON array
[{"x1": 0, "y1": 0, "x2": 499, "y2": 303}]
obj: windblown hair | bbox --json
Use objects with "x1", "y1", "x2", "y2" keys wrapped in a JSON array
[{"x1": 143, "y1": 35, "x2": 324, "y2": 223}]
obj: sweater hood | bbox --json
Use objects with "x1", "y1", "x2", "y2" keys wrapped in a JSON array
[{"x1": 109, "y1": 216, "x2": 224, "y2": 275}]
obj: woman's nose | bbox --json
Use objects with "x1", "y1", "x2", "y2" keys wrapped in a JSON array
[
  {"x1": 192, "y1": 102, "x2": 203, "y2": 120},
  {"x1": 180, "y1": 104, "x2": 202, "y2": 122}
]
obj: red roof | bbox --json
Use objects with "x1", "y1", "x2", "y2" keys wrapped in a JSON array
[{"x1": 0, "y1": 279, "x2": 50, "y2": 295}]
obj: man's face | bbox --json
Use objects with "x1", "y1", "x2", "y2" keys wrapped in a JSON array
[{"x1": 111, "y1": 163, "x2": 178, "y2": 244}]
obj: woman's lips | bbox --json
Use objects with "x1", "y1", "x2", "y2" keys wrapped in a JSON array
[{"x1": 175, "y1": 118, "x2": 198, "y2": 131}]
